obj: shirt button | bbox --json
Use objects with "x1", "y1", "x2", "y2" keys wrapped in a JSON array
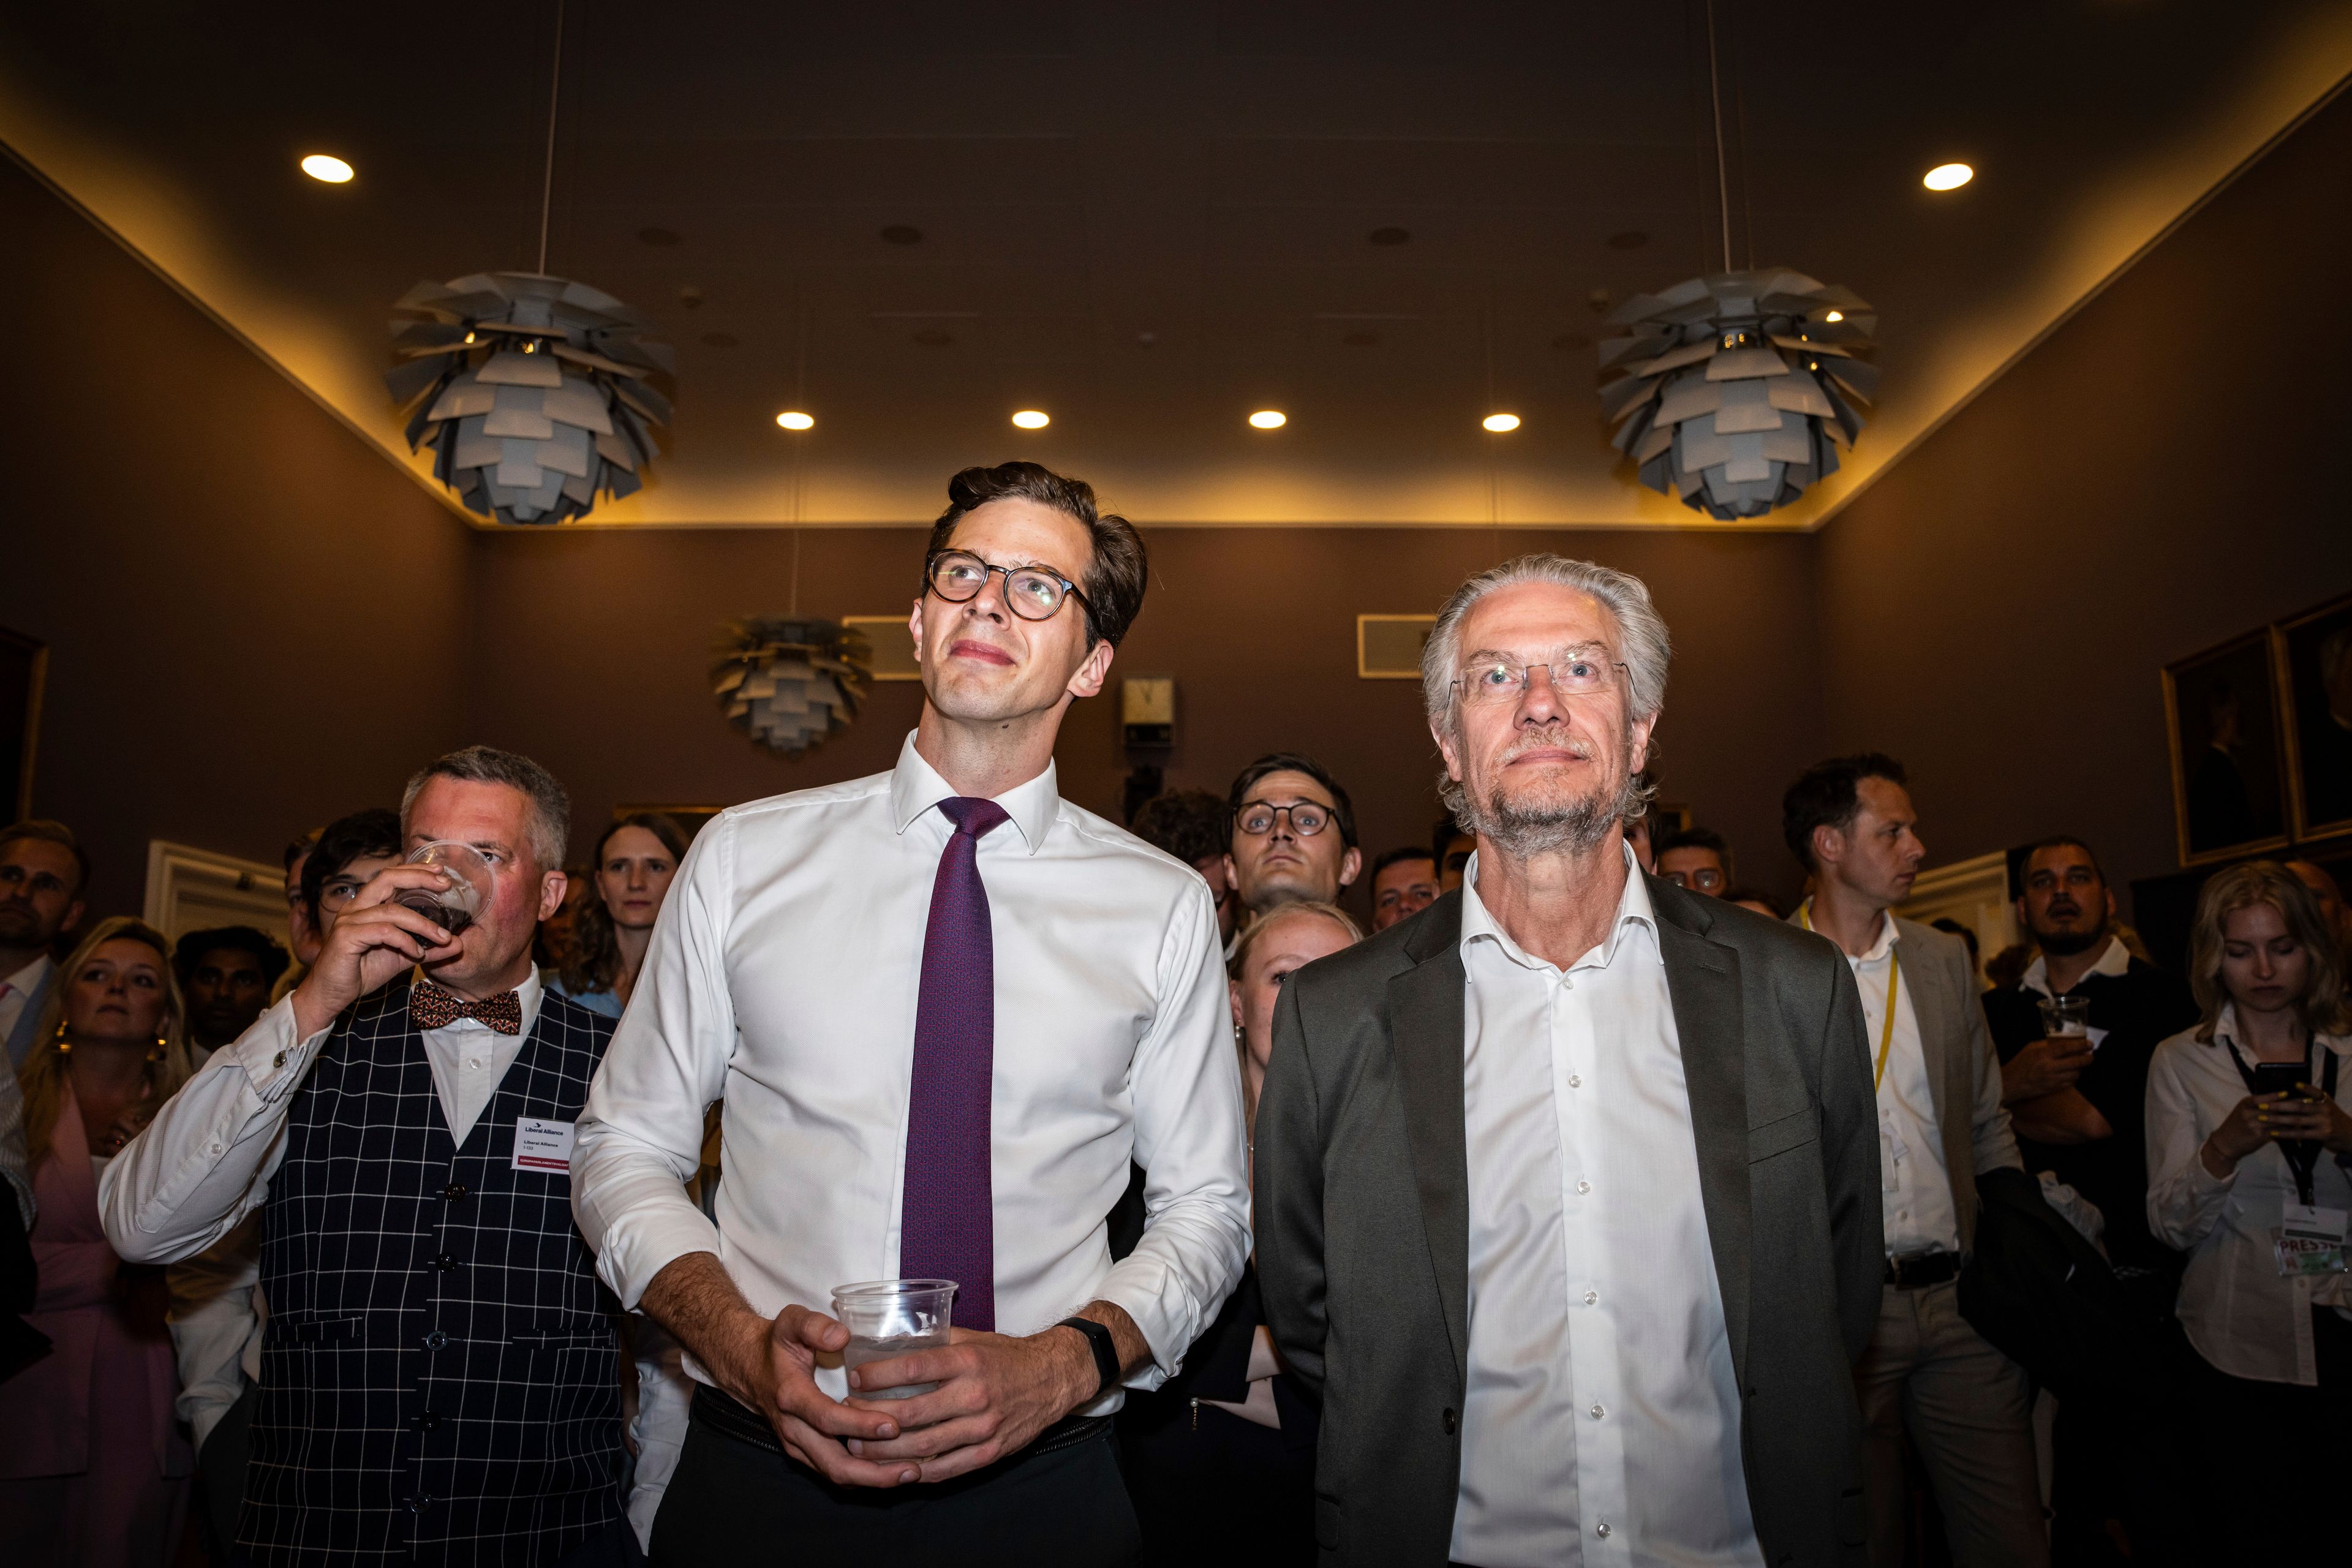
[
  {"x1": 1589, "y1": 1402, "x2": 1605, "y2": 1420},
  {"x1": 1567, "y1": 1073, "x2": 1583, "y2": 1088},
  {"x1": 410, "y1": 1411, "x2": 440, "y2": 1432},
  {"x1": 1583, "y1": 1290, "x2": 1598, "y2": 1306},
  {"x1": 407, "y1": 1495, "x2": 431, "y2": 1514},
  {"x1": 467, "y1": 1058, "x2": 483, "y2": 1070},
  {"x1": 1575, "y1": 1179, "x2": 1592, "y2": 1196},
  {"x1": 423, "y1": 1330, "x2": 448, "y2": 1349},
  {"x1": 1596, "y1": 1520, "x2": 1613, "y2": 1539},
  {"x1": 1441, "y1": 1406, "x2": 1458, "y2": 1435},
  {"x1": 273, "y1": 1051, "x2": 287, "y2": 1069},
  {"x1": 443, "y1": 1183, "x2": 468, "y2": 1202},
  {"x1": 432, "y1": 1252, "x2": 458, "y2": 1272}
]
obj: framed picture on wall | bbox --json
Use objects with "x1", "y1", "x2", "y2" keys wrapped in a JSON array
[
  {"x1": 2275, "y1": 592, "x2": 2352, "y2": 843},
  {"x1": 0, "y1": 627, "x2": 45, "y2": 821},
  {"x1": 2162, "y1": 630, "x2": 2290, "y2": 866}
]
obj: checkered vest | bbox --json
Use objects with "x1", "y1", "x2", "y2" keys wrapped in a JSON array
[{"x1": 243, "y1": 976, "x2": 625, "y2": 1566}]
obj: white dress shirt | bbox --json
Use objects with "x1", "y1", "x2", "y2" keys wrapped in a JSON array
[
  {"x1": 99, "y1": 970, "x2": 545, "y2": 1263},
  {"x1": 1817, "y1": 908, "x2": 1961, "y2": 1257},
  {"x1": 2019, "y1": 935, "x2": 2132, "y2": 1001},
  {"x1": 2146, "y1": 1007, "x2": 2352, "y2": 1385},
  {"x1": 570, "y1": 733, "x2": 1250, "y2": 1409},
  {"x1": 0, "y1": 952, "x2": 52, "y2": 1052},
  {"x1": 1451, "y1": 849, "x2": 1764, "y2": 1568}
]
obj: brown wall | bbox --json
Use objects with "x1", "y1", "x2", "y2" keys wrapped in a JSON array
[
  {"x1": 1815, "y1": 89, "x2": 2352, "y2": 914},
  {"x1": 0, "y1": 154, "x2": 470, "y2": 919},
  {"x1": 468, "y1": 524, "x2": 1825, "y2": 926}
]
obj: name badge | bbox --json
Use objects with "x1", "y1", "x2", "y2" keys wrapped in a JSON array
[
  {"x1": 513, "y1": 1117, "x2": 577, "y2": 1175},
  {"x1": 2275, "y1": 1203, "x2": 2350, "y2": 1278}
]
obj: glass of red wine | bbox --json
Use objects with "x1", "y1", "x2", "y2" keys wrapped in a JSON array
[{"x1": 396, "y1": 842, "x2": 495, "y2": 944}]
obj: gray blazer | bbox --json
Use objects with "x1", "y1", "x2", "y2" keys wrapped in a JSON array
[
  {"x1": 1800, "y1": 912, "x2": 2021, "y2": 1253},
  {"x1": 1256, "y1": 879, "x2": 1882, "y2": 1567}
]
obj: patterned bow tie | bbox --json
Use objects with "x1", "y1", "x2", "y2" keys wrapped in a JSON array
[{"x1": 409, "y1": 979, "x2": 523, "y2": 1035}]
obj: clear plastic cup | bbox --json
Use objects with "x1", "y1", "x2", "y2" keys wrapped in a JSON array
[
  {"x1": 832, "y1": 1278, "x2": 957, "y2": 1400},
  {"x1": 396, "y1": 841, "x2": 494, "y2": 940},
  {"x1": 2038, "y1": 995, "x2": 2092, "y2": 1041}
]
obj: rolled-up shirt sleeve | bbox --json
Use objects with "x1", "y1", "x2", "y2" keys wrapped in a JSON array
[
  {"x1": 1092, "y1": 880, "x2": 1251, "y2": 1385},
  {"x1": 573, "y1": 815, "x2": 737, "y2": 1310},
  {"x1": 100, "y1": 995, "x2": 333, "y2": 1265},
  {"x1": 2146, "y1": 1042, "x2": 2236, "y2": 1250}
]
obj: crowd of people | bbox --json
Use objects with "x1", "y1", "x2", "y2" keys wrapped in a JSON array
[{"x1": 0, "y1": 459, "x2": 2345, "y2": 1568}]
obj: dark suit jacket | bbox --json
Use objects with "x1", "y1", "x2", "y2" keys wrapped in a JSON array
[{"x1": 1255, "y1": 878, "x2": 1882, "y2": 1567}]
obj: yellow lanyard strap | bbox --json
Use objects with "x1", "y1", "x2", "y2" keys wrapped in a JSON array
[{"x1": 1801, "y1": 902, "x2": 1901, "y2": 1090}]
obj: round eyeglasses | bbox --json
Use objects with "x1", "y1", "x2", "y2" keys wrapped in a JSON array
[
  {"x1": 1452, "y1": 651, "x2": 1627, "y2": 706},
  {"x1": 1236, "y1": 801, "x2": 1332, "y2": 838},
  {"x1": 924, "y1": 549, "x2": 1093, "y2": 624}
]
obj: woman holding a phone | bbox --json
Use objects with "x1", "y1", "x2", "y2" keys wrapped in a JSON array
[{"x1": 2146, "y1": 860, "x2": 2352, "y2": 1562}]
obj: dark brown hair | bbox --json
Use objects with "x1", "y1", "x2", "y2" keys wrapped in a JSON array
[
  {"x1": 560, "y1": 813, "x2": 692, "y2": 998},
  {"x1": 925, "y1": 462, "x2": 1148, "y2": 648}
]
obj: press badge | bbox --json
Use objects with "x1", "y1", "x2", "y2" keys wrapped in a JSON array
[
  {"x1": 513, "y1": 1117, "x2": 577, "y2": 1175},
  {"x1": 2274, "y1": 1204, "x2": 2350, "y2": 1277}
]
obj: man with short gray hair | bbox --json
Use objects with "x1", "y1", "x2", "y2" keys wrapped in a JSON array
[
  {"x1": 1256, "y1": 553, "x2": 1883, "y2": 1566},
  {"x1": 104, "y1": 744, "x2": 633, "y2": 1564}
]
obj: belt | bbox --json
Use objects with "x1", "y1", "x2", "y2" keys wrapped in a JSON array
[
  {"x1": 690, "y1": 1381, "x2": 1110, "y2": 1468},
  {"x1": 1883, "y1": 1251, "x2": 1961, "y2": 1290}
]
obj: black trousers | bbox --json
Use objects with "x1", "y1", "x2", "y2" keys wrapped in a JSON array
[
  {"x1": 2184, "y1": 1308, "x2": 2352, "y2": 1568},
  {"x1": 649, "y1": 1417, "x2": 1140, "y2": 1566}
]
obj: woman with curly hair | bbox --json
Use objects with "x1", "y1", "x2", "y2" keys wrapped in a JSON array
[
  {"x1": 0, "y1": 916, "x2": 197, "y2": 1564},
  {"x1": 552, "y1": 813, "x2": 690, "y2": 1019}
]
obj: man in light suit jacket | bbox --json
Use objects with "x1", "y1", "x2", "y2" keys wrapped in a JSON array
[
  {"x1": 1781, "y1": 755, "x2": 2043, "y2": 1568},
  {"x1": 1257, "y1": 555, "x2": 1883, "y2": 1568},
  {"x1": 0, "y1": 820, "x2": 86, "y2": 1069}
]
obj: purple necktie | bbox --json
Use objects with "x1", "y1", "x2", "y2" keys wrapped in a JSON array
[{"x1": 899, "y1": 796, "x2": 1010, "y2": 1332}]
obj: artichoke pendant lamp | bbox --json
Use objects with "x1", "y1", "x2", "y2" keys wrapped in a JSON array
[
  {"x1": 714, "y1": 617, "x2": 873, "y2": 758},
  {"x1": 1597, "y1": 2, "x2": 1878, "y2": 521},
  {"x1": 383, "y1": 1, "x2": 671, "y2": 526}
]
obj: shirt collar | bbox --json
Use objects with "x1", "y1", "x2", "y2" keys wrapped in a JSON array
[
  {"x1": 1458, "y1": 842, "x2": 1659, "y2": 974},
  {"x1": 886, "y1": 730, "x2": 1059, "y2": 854},
  {"x1": 2020, "y1": 933, "x2": 2132, "y2": 999},
  {"x1": 2213, "y1": 1001, "x2": 2352, "y2": 1059},
  {"x1": 0, "y1": 954, "x2": 50, "y2": 996},
  {"x1": 1799, "y1": 899, "x2": 1899, "y2": 965}
]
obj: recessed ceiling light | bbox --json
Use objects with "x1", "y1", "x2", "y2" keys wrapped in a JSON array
[
  {"x1": 1249, "y1": 410, "x2": 1287, "y2": 429},
  {"x1": 300, "y1": 154, "x2": 353, "y2": 184},
  {"x1": 881, "y1": 224, "x2": 923, "y2": 245},
  {"x1": 1368, "y1": 226, "x2": 1411, "y2": 246},
  {"x1": 1482, "y1": 413, "x2": 1521, "y2": 432},
  {"x1": 775, "y1": 411, "x2": 814, "y2": 431},
  {"x1": 1923, "y1": 162, "x2": 1973, "y2": 191},
  {"x1": 1823, "y1": 310, "x2": 1844, "y2": 323},
  {"x1": 1011, "y1": 409, "x2": 1050, "y2": 429}
]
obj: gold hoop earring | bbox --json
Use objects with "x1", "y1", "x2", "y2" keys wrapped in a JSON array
[
  {"x1": 53, "y1": 1021, "x2": 70, "y2": 1055},
  {"x1": 148, "y1": 1037, "x2": 167, "y2": 1062}
]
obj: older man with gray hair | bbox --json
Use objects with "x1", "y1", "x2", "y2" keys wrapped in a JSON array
[{"x1": 1254, "y1": 554, "x2": 1884, "y2": 1567}]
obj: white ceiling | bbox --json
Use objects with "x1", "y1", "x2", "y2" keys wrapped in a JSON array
[{"x1": 4, "y1": 1, "x2": 2348, "y2": 528}]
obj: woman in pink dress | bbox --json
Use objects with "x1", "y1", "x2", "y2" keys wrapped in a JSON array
[{"x1": 0, "y1": 916, "x2": 197, "y2": 1565}]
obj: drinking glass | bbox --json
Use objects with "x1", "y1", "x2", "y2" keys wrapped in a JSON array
[
  {"x1": 831, "y1": 1278, "x2": 957, "y2": 1400},
  {"x1": 396, "y1": 842, "x2": 495, "y2": 941},
  {"x1": 2038, "y1": 995, "x2": 2092, "y2": 1041}
]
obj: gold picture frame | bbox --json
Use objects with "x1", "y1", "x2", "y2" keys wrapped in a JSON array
[
  {"x1": 2162, "y1": 628, "x2": 2291, "y2": 867},
  {"x1": 2274, "y1": 590, "x2": 2352, "y2": 845}
]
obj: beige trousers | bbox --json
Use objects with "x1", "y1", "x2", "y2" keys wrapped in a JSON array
[{"x1": 1854, "y1": 1278, "x2": 2048, "y2": 1568}]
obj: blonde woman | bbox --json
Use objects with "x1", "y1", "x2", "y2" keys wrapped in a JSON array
[
  {"x1": 0, "y1": 917, "x2": 197, "y2": 1565},
  {"x1": 2146, "y1": 862, "x2": 2352, "y2": 1564},
  {"x1": 1121, "y1": 899, "x2": 1361, "y2": 1567}
]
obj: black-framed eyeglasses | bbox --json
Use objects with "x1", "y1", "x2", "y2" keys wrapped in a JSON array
[
  {"x1": 1236, "y1": 801, "x2": 1333, "y2": 838},
  {"x1": 1662, "y1": 866, "x2": 1727, "y2": 892},
  {"x1": 924, "y1": 549, "x2": 1094, "y2": 625}
]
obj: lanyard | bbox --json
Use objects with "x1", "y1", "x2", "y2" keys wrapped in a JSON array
[
  {"x1": 2221, "y1": 1034, "x2": 2340, "y2": 1207},
  {"x1": 1802, "y1": 902, "x2": 1901, "y2": 1091}
]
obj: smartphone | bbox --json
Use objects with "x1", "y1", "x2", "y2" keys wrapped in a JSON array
[{"x1": 2251, "y1": 1062, "x2": 2310, "y2": 1100}]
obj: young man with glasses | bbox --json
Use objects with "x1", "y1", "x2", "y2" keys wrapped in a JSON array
[
  {"x1": 1655, "y1": 825, "x2": 1733, "y2": 899},
  {"x1": 1256, "y1": 554, "x2": 1882, "y2": 1567},
  {"x1": 1223, "y1": 753, "x2": 1361, "y2": 938},
  {"x1": 572, "y1": 462, "x2": 1249, "y2": 1562}
]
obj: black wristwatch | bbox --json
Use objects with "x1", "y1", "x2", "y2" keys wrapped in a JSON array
[{"x1": 1057, "y1": 1316, "x2": 1120, "y2": 1399}]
